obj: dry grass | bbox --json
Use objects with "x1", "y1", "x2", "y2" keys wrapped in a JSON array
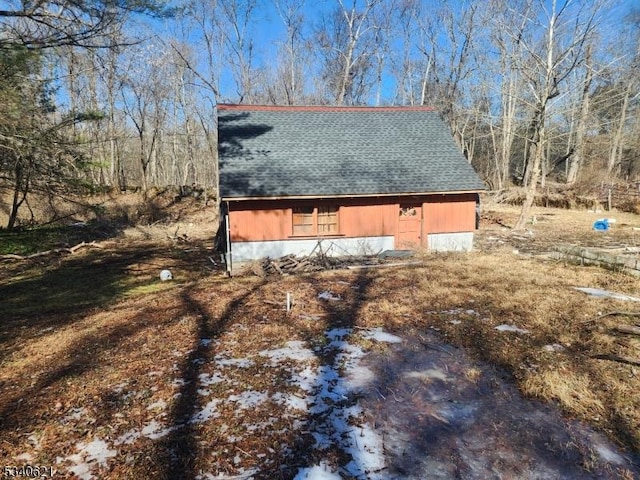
[{"x1": 1, "y1": 202, "x2": 640, "y2": 477}]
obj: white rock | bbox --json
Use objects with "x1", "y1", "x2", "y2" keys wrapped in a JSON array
[{"x1": 160, "y1": 269, "x2": 173, "y2": 281}]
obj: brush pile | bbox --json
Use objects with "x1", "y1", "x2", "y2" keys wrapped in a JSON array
[{"x1": 240, "y1": 253, "x2": 384, "y2": 277}]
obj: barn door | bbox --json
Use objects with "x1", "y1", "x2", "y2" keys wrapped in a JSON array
[{"x1": 397, "y1": 203, "x2": 422, "y2": 249}]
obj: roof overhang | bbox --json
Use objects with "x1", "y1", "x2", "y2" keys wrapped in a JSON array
[
  {"x1": 221, "y1": 190, "x2": 484, "y2": 202},
  {"x1": 217, "y1": 104, "x2": 438, "y2": 112}
]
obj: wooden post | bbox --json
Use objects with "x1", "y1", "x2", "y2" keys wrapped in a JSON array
[{"x1": 225, "y1": 213, "x2": 232, "y2": 276}]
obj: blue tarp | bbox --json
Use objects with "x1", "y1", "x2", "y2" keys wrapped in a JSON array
[{"x1": 593, "y1": 219, "x2": 609, "y2": 231}]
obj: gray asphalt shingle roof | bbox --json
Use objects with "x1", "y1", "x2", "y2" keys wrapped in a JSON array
[{"x1": 218, "y1": 106, "x2": 485, "y2": 200}]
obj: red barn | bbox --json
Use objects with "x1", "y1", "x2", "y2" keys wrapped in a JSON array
[{"x1": 217, "y1": 105, "x2": 485, "y2": 263}]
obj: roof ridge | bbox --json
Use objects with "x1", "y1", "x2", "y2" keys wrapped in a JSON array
[{"x1": 217, "y1": 104, "x2": 437, "y2": 112}]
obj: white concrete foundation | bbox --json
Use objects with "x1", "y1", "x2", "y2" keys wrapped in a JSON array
[
  {"x1": 427, "y1": 232, "x2": 474, "y2": 252},
  {"x1": 231, "y1": 236, "x2": 395, "y2": 262}
]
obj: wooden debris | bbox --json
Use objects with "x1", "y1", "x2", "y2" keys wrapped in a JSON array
[
  {"x1": 582, "y1": 311, "x2": 640, "y2": 324},
  {"x1": 167, "y1": 226, "x2": 189, "y2": 243},
  {"x1": 0, "y1": 241, "x2": 102, "y2": 262},
  {"x1": 613, "y1": 325, "x2": 640, "y2": 336},
  {"x1": 592, "y1": 354, "x2": 640, "y2": 366},
  {"x1": 239, "y1": 252, "x2": 389, "y2": 277}
]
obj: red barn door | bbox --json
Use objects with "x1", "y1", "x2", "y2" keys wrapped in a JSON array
[{"x1": 397, "y1": 204, "x2": 422, "y2": 249}]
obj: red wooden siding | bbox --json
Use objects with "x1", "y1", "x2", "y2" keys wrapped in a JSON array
[
  {"x1": 338, "y1": 202, "x2": 396, "y2": 237},
  {"x1": 227, "y1": 194, "x2": 477, "y2": 243},
  {"x1": 228, "y1": 201, "x2": 291, "y2": 241},
  {"x1": 422, "y1": 193, "x2": 476, "y2": 233}
]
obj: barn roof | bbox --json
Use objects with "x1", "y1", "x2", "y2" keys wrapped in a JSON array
[{"x1": 217, "y1": 105, "x2": 485, "y2": 200}]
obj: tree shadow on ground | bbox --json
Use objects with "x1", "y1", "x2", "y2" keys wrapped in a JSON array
[
  {"x1": 265, "y1": 270, "x2": 376, "y2": 479},
  {"x1": 151, "y1": 282, "x2": 265, "y2": 479},
  {"x1": 0, "y1": 290, "x2": 182, "y2": 439},
  {"x1": 0, "y1": 241, "x2": 223, "y2": 443},
  {"x1": 360, "y1": 330, "x2": 640, "y2": 478},
  {"x1": 141, "y1": 270, "x2": 376, "y2": 479},
  {"x1": 0, "y1": 240, "x2": 218, "y2": 365}
]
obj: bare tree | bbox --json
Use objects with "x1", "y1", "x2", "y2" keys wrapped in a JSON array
[
  {"x1": 486, "y1": 0, "x2": 529, "y2": 189},
  {"x1": 316, "y1": 0, "x2": 382, "y2": 105},
  {"x1": 119, "y1": 42, "x2": 170, "y2": 193},
  {"x1": 270, "y1": 0, "x2": 306, "y2": 105},
  {"x1": 566, "y1": 44, "x2": 593, "y2": 184},
  {"x1": 512, "y1": 0, "x2": 602, "y2": 230},
  {"x1": 217, "y1": 0, "x2": 262, "y2": 103},
  {"x1": 0, "y1": 0, "x2": 167, "y2": 50}
]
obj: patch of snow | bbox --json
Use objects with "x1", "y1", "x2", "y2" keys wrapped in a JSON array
[
  {"x1": 114, "y1": 429, "x2": 140, "y2": 446},
  {"x1": 593, "y1": 439, "x2": 625, "y2": 465},
  {"x1": 191, "y1": 399, "x2": 222, "y2": 423},
  {"x1": 229, "y1": 390, "x2": 269, "y2": 410},
  {"x1": 272, "y1": 392, "x2": 310, "y2": 411},
  {"x1": 171, "y1": 378, "x2": 189, "y2": 387},
  {"x1": 259, "y1": 341, "x2": 316, "y2": 364},
  {"x1": 294, "y1": 463, "x2": 342, "y2": 479},
  {"x1": 146, "y1": 400, "x2": 167, "y2": 410},
  {"x1": 344, "y1": 364, "x2": 375, "y2": 391},
  {"x1": 141, "y1": 420, "x2": 175, "y2": 440},
  {"x1": 199, "y1": 338, "x2": 213, "y2": 346},
  {"x1": 405, "y1": 368, "x2": 450, "y2": 382},
  {"x1": 495, "y1": 324, "x2": 529, "y2": 334},
  {"x1": 449, "y1": 320, "x2": 462, "y2": 325},
  {"x1": 291, "y1": 365, "x2": 320, "y2": 392},
  {"x1": 198, "y1": 372, "x2": 225, "y2": 386},
  {"x1": 66, "y1": 439, "x2": 116, "y2": 480},
  {"x1": 196, "y1": 468, "x2": 259, "y2": 480},
  {"x1": 326, "y1": 327, "x2": 351, "y2": 340},
  {"x1": 574, "y1": 287, "x2": 640, "y2": 303},
  {"x1": 296, "y1": 328, "x2": 387, "y2": 479},
  {"x1": 441, "y1": 308, "x2": 478, "y2": 316},
  {"x1": 215, "y1": 356, "x2": 254, "y2": 368},
  {"x1": 63, "y1": 407, "x2": 87, "y2": 422},
  {"x1": 343, "y1": 421, "x2": 386, "y2": 478},
  {"x1": 543, "y1": 344, "x2": 565, "y2": 352},
  {"x1": 15, "y1": 452, "x2": 33, "y2": 462},
  {"x1": 68, "y1": 461, "x2": 93, "y2": 480},
  {"x1": 112, "y1": 383, "x2": 128, "y2": 394},
  {"x1": 360, "y1": 327, "x2": 402, "y2": 344},
  {"x1": 27, "y1": 434, "x2": 41, "y2": 450},
  {"x1": 318, "y1": 291, "x2": 341, "y2": 301}
]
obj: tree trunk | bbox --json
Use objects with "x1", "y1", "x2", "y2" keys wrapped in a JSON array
[
  {"x1": 514, "y1": 127, "x2": 544, "y2": 230},
  {"x1": 8, "y1": 161, "x2": 27, "y2": 229},
  {"x1": 567, "y1": 45, "x2": 593, "y2": 184},
  {"x1": 607, "y1": 85, "x2": 630, "y2": 178}
]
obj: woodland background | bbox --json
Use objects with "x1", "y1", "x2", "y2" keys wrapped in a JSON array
[{"x1": 0, "y1": 0, "x2": 639, "y2": 229}]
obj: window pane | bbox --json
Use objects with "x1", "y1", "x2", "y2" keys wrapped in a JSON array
[
  {"x1": 318, "y1": 205, "x2": 338, "y2": 234},
  {"x1": 293, "y1": 206, "x2": 314, "y2": 235}
]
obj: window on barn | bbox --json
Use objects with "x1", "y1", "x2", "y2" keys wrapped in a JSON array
[
  {"x1": 292, "y1": 205, "x2": 339, "y2": 236},
  {"x1": 292, "y1": 206, "x2": 314, "y2": 235},
  {"x1": 317, "y1": 205, "x2": 338, "y2": 234}
]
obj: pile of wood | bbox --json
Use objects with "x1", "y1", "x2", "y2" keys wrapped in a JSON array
[
  {"x1": 246, "y1": 254, "x2": 325, "y2": 277},
  {"x1": 241, "y1": 253, "x2": 383, "y2": 277}
]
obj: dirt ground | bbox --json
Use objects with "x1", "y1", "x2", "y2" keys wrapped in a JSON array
[{"x1": 1, "y1": 198, "x2": 640, "y2": 479}]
